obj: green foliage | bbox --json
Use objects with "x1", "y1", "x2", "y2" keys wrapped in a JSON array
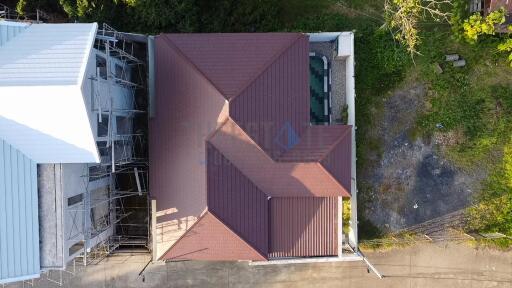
[
  {"x1": 467, "y1": 140, "x2": 512, "y2": 236},
  {"x1": 497, "y1": 39, "x2": 512, "y2": 66},
  {"x1": 125, "y1": 0, "x2": 198, "y2": 33},
  {"x1": 461, "y1": 8, "x2": 512, "y2": 66},
  {"x1": 412, "y1": 27, "x2": 512, "y2": 242},
  {"x1": 384, "y1": 0, "x2": 451, "y2": 55},
  {"x1": 16, "y1": 0, "x2": 28, "y2": 15},
  {"x1": 15, "y1": 0, "x2": 65, "y2": 17},
  {"x1": 195, "y1": 0, "x2": 280, "y2": 32},
  {"x1": 293, "y1": 12, "x2": 410, "y2": 241},
  {"x1": 450, "y1": 0, "x2": 469, "y2": 41},
  {"x1": 384, "y1": 0, "x2": 422, "y2": 54},
  {"x1": 462, "y1": 8, "x2": 506, "y2": 43},
  {"x1": 58, "y1": 0, "x2": 77, "y2": 18},
  {"x1": 342, "y1": 198, "x2": 351, "y2": 234}
]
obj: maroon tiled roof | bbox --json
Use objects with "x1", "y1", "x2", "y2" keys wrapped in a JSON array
[
  {"x1": 161, "y1": 212, "x2": 267, "y2": 261},
  {"x1": 230, "y1": 34, "x2": 309, "y2": 157},
  {"x1": 269, "y1": 197, "x2": 338, "y2": 258},
  {"x1": 165, "y1": 33, "x2": 301, "y2": 100},
  {"x1": 208, "y1": 119, "x2": 350, "y2": 197},
  {"x1": 206, "y1": 142, "x2": 269, "y2": 256},
  {"x1": 152, "y1": 33, "x2": 352, "y2": 261},
  {"x1": 149, "y1": 34, "x2": 228, "y2": 223}
]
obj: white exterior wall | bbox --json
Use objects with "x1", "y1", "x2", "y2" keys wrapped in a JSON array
[
  {"x1": 0, "y1": 22, "x2": 100, "y2": 163},
  {"x1": 308, "y1": 32, "x2": 358, "y2": 252},
  {"x1": 338, "y1": 32, "x2": 358, "y2": 250},
  {"x1": 0, "y1": 139, "x2": 40, "y2": 284}
]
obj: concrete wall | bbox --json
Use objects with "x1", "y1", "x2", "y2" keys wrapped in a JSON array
[{"x1": 38, "y1": 164, "x2": 65, "y2": 270}]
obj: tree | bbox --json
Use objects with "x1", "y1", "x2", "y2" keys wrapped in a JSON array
[
  {"x1": 498, "y1": 39, "x2": 512, "y2": 67},
  {"x1": 462, "y1": 8, "x2": 506, "y2": 43},
  {"x1": 384, "y1": 0, "x2": 452, "y2": 55},
  {"x1": 461, "y1": 8, "x2": 512, "y2": 66}
]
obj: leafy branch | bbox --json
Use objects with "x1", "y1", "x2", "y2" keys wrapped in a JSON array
[{"x1": 384, "y1": 0, "x2": 452, "y2": 55}]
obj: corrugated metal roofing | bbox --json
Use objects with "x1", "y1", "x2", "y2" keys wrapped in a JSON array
[
  {"x1": 150, "y1": 35, "x2": 227, "y2": 223},
  {"x1": 0, "y1": 139, "x2": 40, "y2": 284},
  {"x1": 0, "y1": 22, "x2": 28, "y2": 47},
  {"x1": 165, "y1": 33, "x2": 301, "y2": 100},
  {"x1": 207, "y1": 143, "x2": 269, "y2": 255},
  {"x1": 278, "y1": 125, "x2": 351, "y2": 162},
  {"x1": 161, "y1": 212, "x2": 266, "y2": 261},
  {"x1": 269, "y1": 197, "x2": 338, "y2": 258},
  {"x1": 321, "y1": 128, "x2": 352, "y2": 194},
  {"x1": 153, "y1": 33, "x2": 353, "y2": 260},
  {"x1": 0, "y1": 23, "x2": 97, "y2": 86},
  {"x1": 0, "y1": 23, "x2": 99, "y2": 163},
  {"x1": 208, "y1": 119, "x2": 350, "y2": 197},
  {"x1": 230, "y1": 34, "x2": 309, "y2": 157}
]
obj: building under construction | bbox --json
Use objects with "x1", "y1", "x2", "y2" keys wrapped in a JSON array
[
  {"x1": 38, "y1": 24, "x2": 149, "y2": 269},
  {"x1": 0, "y1": 16, "x2": 150, "y2": 284}
]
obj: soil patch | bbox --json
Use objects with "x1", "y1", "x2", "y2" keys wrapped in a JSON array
[{"x1": 361, "y1": 85, "x2": 484, "y2": 232}]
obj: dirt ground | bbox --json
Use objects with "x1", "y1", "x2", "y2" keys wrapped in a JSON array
[
  {"x1": 6, "y1": 243, "x2": 511, "y2": 288},
  {"x1": 360, "y1": 85, "x2": 486, "y2": 231}
]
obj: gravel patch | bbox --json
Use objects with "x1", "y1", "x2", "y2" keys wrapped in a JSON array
[
  {"x1": 309, "y1": 41, "x2": 346, "y2": 124},
  {"x1": 362, "y1": 85, "x2": 485, "y2": 232}
]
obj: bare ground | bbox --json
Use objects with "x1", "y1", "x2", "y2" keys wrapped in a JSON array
[
  {"x1": 6, "y1": 243, "x2": 512, "y2": 288},
  {"x1": 360, "y1": 85, "x2": 486, "y2": 232}
]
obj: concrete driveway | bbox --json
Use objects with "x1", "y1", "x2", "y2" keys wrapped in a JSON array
[{"x1": 6, "y1": 243, "x2": 512, "y2": 288}]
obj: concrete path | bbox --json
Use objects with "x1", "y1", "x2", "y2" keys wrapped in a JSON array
[{"x1": 5, "y1": 243, "x2": 512, "y2": 287}]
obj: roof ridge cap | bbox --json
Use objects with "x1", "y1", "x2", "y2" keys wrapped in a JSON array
[
  {"x1": 207, "y1": 121, "x2": 273, "y2": 197},
  {"x1": 161, "y1": 35, "x2": 227, "y2": 98},
  {"x1": 158, "y1": 211, "x2": 208, "y2": 261},
  {"x1": 208, "y1": 211, "x2": 268, "y2": 260},
  {"x1": 318, "y1": 125, "x2": 352, "y2": 162},
  {"x1": 316, "y1": 162, "x2": 351, "y2": 197},
  {"x1": 228, "y1": 33, "x2": 305, "y2": 102}
]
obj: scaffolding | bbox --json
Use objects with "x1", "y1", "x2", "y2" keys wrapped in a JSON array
[
  {"x1": 0, "y1": 2, "x2": 51, "y2": 22},
  {"x1": 64, "y1": 23, "x2": 149, "y2": 267}
]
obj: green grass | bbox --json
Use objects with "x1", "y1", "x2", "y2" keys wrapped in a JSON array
[
  {"x1": 290, "y1": 10, "x2": 410, "y2": 240},
  {"x1": 471, "y1": 238, "x2": 512, "y2": 250},
  {"x1": 409, "y1": 28, "x2": 512, "y2": 241},
  {"x1": 288, "y1": 0, "x2": 512, "y2": 245}
]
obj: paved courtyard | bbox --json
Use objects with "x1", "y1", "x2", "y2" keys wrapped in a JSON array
[{"x1": 4, "y1": 242, "x2": 511, "y2": 288}]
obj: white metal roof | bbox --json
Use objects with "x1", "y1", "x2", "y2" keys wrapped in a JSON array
[
  {"x1": 0, "y1": 23, "x2": 96, "y2": 86},
  {"x1": 0, "y1": 22, "x2": 99, "y2": 163},
  {"x1": 0, "y1": 21, "x2": 28, "y2": 47},
  {"x1": 0, "y1": 139, "x2": 40, "y2": 284}
]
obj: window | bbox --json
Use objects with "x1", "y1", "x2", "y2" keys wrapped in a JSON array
[
  {"x1": 67, "y1": 194, "x2": 83, "y2": 206},
  {"x1": 97, "y1": 114, "x2": 109, "y2": 138}
]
